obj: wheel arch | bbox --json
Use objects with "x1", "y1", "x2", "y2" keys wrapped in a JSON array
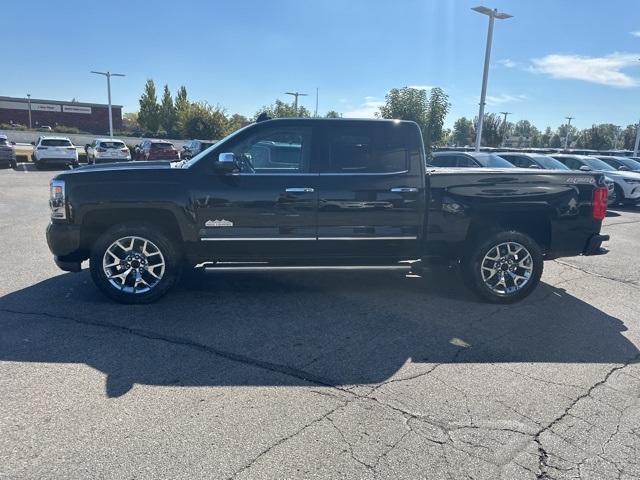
[{"x1": 465, "y1": 210, "x2": 552, "y2": 253}]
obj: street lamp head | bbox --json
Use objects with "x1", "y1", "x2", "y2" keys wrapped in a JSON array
[{"x1": 472, "y1": 5, "x2": 512, "y2": 19}]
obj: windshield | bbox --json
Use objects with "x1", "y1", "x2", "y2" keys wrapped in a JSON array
[
  {"x1": 473, "y1": 153, "x2": 515, "y2": 168},
  {"x1": 41, "y1": 139, "x2": 72, "y2": 147},
  {"x1": 99, "y1": 141, "x2": 125, "y2": 149},
  {"x1": 0, "y1": 138, "x2": 7, "y2": 146},
  {"x1": 151, "y1": 142, "x2": 173, "y2": 149},
  {"x1": 531, "y1": 154, "x2": 569, "y2": 170},
  {"x1": 584, "y1": 158, "x2": 616, "y2": 171}
]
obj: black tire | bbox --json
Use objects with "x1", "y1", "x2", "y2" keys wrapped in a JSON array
[
  {"x1": 89, "y1": 223, "x2": 182, "y2": 304},
  {"x1": 462, "y1": 230, "x2": 543, "y2": 304},
  {"x1": 613, "y1": 184, "x2": 625, "y2": 207}
]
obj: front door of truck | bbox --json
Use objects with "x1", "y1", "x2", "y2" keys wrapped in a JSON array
[
  {"x1": 193, "y1": 124, "x2": 319, "y2": 260},
  {"x1": 315, "y1": 122, "x2": 425, "y2": 259}
]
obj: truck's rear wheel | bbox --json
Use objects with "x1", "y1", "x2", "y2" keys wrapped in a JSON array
[
  {"x1": 90, "y1": 224, "x2": 181, "y2": 304},
  {"x1": 462, "y1": 230, "x2": 543, "y2": 304}
]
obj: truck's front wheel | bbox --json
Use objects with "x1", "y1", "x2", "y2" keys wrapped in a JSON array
[
  {"x1": 462, "y1": 230, "x2": 543, "y2": 304},
  {"x1": 90, "y1": 224, "x2": 181, "y2": 304}
]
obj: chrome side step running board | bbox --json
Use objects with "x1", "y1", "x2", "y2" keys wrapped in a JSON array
[{"x1": 202, "y1": 265, "x2": 413, "y2": 272}]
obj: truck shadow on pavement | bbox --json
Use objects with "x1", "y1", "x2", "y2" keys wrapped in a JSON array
[{"x1": 1, "y1": 268, "x2": 638, "y2": 397}]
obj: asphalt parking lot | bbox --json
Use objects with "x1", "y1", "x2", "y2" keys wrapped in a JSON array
[{"x1": 1, "y1": 165, "x2": 639, "y2": 480}]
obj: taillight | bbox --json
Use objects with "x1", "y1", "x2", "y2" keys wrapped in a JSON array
[
  {"x1": 121, "y1": 147, "x2": 129, "y2": 152},
  {"x1": 67, "y1": 147, "x2": 76, "y2": 151},
  {"x1": 592, "y1": 187, "x2": 608, "y2": 221},
  {"x1": 37, "y1": 146, "x2": 48, "y2": 150}
]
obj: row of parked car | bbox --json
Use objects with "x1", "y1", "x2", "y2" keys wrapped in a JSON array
[
  {"x1": 429, "y1": 151, "x2": 640, "y2": 206},
  {"x1": 0, "y1": 134, "x2": 217, "y2": 170}
]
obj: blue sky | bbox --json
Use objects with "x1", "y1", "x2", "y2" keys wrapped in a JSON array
[{"x1": 3, "y1": 0, "x2": 640, "y2": 129}]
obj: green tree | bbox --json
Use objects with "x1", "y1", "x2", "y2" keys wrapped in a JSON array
[
  {"x1": 540, "y1": 127, "x2": 553, "y2": 148},
  {"x1": 256, "y1": 99, "x2": 311, "y2": 119},
  {"x1": 473, "y1": 113, "x2": 502, "y2": 147},
  {"x1": 325, "y1": 110, "x2": 341, "y2": 118},
  {"x1": 160, "y1": 84, "x2": 177, "y2": 135},
  {"x1": 225, "y1": 113, "x2": 250, "y2": 135},
  {"x1": 182, "y1": 102, "x2": 228, "y2": 140},
  {"x1": 378, "y1": 86, "x2": 450, "y2": 150},
  {"x1": 452, "y1": 117, "x2": 474, "y2": 147},
  {"x1": 174, "y1": 86, "x2": 190, "y2": 136},
  {"x1": 577, "y1": 124, "x2": 614, "y2": 150},
  {"x1": 550, "y1": 133, "x2": 562, "y2": 148},
  {"x1": 621, "y1": 123, "x2": 639, "y2": 150},
  {"x1": 138, "y1": 79, "x2": 160, "y2": 133}
]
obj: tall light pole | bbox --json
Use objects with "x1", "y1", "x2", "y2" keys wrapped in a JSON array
[
  {"x1": 472, "y1": 6, "x2": 512, "y2": 152},
  {"x1": 26, "y1": 93, "x2": 32, "y2": 129},
  {"x1": 91, "y1": 70, "x2": 125, "y2": 137},
  {"x1": 634, "y1": 120, "x2": 640, "y2": 157},
  {"x1": 564, "y1": 116, "x2": 574, "y2": 150},
  {"x1": 285, "y1": 91, "x2": 308, "y2": 115},
  {"x1": 314, "y1": 87, "x2": 319, "y2": 117},
  {"x1": 500, "y1": 111, "x2": 511, "y2": 146}
]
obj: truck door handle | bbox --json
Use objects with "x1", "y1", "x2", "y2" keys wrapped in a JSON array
[
  {"x1": 390, "y1": 187, "x2": 418, "y2": 193},
  {"x1": 285, "y1": 187, "x2": 315, "y2": 193}
]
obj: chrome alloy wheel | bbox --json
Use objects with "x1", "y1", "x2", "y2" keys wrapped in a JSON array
[
  {"x1": 102, "y1": 236, "x2": 166, "y2": 294},
  {"x1": 480, "y1": 241, "x2": 533, "y2": 295}
]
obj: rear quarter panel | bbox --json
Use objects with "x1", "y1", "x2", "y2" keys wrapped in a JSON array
[{"x1": 425, "y1": 168, "x2": 604, "y2": 259}]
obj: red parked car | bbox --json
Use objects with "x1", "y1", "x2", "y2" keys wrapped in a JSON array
[{"x1": 136, "y1": 140, "x2": 180, "y2": 161}]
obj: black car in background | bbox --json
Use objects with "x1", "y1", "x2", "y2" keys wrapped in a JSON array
[
  {"x1": 182, "y1": 139, "x2": 216, "y2": 159},
  {"x1": 429, "y1": 151, "x2": 515, "y2": 168},
  {"x1": 0, "y1": 134, "x2": 17, "y2": 169},
  {"x1": 596, "y1": 156, "x2": 640, "y2": 172}
]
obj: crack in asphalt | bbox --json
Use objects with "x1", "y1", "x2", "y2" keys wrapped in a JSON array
[
  {"x1": 532, "y1": 354, "x2": 640, "y2": 479},
  {"x1": 553, "y1": 259, "x2": 640, "y2": 288}
]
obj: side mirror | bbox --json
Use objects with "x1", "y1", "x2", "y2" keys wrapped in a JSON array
[
  {"x1": 30, "y1": 141, "x2": 35, "y2": 146},
  {"x1": 10, "y1": 141, "x2": 16, "y2": 145},
  {"x1": 215, "y1": 152, "x2": 238, "y2": 172},
  {"x1": 618, "y1": 165, "x2": 630, "y2": 171},
  {"x1": 579, "y1": 165, "x2": 592, "y2": 172},
  {"x1": 85, "y1": 144, "x2": 90, "y2": 149}
]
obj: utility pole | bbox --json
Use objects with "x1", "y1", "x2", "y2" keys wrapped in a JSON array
[
  {"x1": 91, "y1": 70, "x2": 126, "y2": 137},
  {"x1": 472, "y1": 6, "x2": 513, "y2": 151},
  {"x1": 314, "y1": 88, "x2": 319, "y2": 117},
  {"x1": 500, "y1": 111, "x2": 511, "y2": 146},
  {"x1": 634, "y1": 120, "x2": 640, "y2": 157},
  {"x1": 285, "y1": 91, "x2": 308, "y2": 115},
  {"x1": 564, "y1": 116, "x2": 574, "y2": 150},
  {"x1": 26, "y1": 93, "x2": 32, "y2": 129}
]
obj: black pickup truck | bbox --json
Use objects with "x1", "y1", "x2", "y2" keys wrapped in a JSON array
[{"x1": 46, "y1": 118, "x2": 609, "y2": 304}]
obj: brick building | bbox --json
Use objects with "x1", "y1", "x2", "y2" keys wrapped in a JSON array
[{"x1": 0, "y1": 96, "x2": 122, "y2": 134}]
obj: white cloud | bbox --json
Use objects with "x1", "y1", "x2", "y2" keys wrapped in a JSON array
[
  {"x1": 530, "y1": 52, "x2": 640, "y2": 88},
  {"x1": 343, "y1": 96, "x2": 384, "y2": 118},
  {"x1": 407, "y1": 85, "x2": 433, "y2": 91},
  {"x1": 631, "y1": 31, "x2": 640, "y2": 37},
  {"x1": 497, "y1": 58, "x2": 518, "y2": 68},
  {"x1": 484, "y1": 93, "x2": 528, "y2": 106}
]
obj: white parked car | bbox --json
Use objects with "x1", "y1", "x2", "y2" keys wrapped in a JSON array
[
  {"x1": 86, "y1": 138, "x2": 131, "y2": 164},
  {"x1": 32, "y1": 136, "x2": 78, "y2": 169},
  {"x1": 552, "y1": 154, "x2": 640, "y2": 206}
]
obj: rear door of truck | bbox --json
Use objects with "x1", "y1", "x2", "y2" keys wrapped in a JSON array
[{"x1": 314, "y1": 120, "x2": 426, "y2": 259}]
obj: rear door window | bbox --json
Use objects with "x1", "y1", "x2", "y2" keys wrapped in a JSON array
[
  {"x1": 430, "y1": 154, "x2": 456, "y2": 168},
  {"x1": 323, "y1": 125, "x2": 409, "y2": 173}
]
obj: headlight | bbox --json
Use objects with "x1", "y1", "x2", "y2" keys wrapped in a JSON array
[
  {"x1": 49, "y1": 179, "x2": 66, "y2": 219},
  {"x1": 623, "y1": 178, "x2": 640, "y2": 184}
]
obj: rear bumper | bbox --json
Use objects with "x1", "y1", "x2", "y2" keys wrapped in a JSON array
[
  {"x1": 36, "y1": 157, "x2": 77, "y2": 164},
  {"x1": 583, "y1": 233, "x2": 610, "y2": 256}
]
